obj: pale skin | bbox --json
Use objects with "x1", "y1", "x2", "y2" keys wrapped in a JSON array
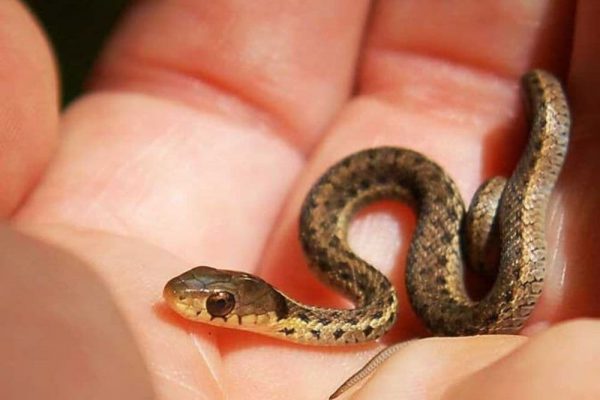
[{"x1": 0, "y1": 0, "x2": 599, "y2": 399}]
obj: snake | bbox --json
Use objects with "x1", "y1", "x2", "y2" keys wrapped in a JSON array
[{"x1": 163, "y1": 69, "x2": 570, "y2": 396}]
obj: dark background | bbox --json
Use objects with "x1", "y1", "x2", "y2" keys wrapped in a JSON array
[{"x1": 24, "y1": 0, "x2": 128, "y2": 105}]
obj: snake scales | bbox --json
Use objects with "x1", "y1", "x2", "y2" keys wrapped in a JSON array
[{"x1": 163, "y1": 69, "x2": 570, "y2": 394}]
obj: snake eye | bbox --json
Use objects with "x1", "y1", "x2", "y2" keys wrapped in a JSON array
[{"x1": 206, "y1": 291, "x2": 235, "y2": 317}]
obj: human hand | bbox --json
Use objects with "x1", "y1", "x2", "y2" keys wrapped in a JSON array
[{"x1": 1, "y1": 1, "x2": 599, "y2": 399}]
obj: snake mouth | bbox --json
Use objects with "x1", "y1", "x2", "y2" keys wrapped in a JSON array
[
  {"x1": 163, "y1": 276, "x2": 207, "y2": 321},
  {"x1": 163, "y1": 276, "x2": 196, "y2": 308}
]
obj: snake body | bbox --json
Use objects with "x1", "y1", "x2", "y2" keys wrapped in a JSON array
[{"x1": 164, "y1": 70, "x2": 569, "y2": 344}]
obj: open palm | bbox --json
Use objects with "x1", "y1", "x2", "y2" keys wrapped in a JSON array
[{"x1": 2, "y1": 1, "x2": 599, "y2": 399}]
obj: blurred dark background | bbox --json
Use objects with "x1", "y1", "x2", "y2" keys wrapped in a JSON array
[{"x1": 24, "y1": 0, "x2": 128, "y2": 105}]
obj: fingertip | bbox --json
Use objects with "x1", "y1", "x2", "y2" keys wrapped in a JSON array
[
  {"x1": 446, "y1": 320, "x2": 600, "y2": 400},
  {"x1": 353, "y1": 336, "x2": 523, "y2": 400}
]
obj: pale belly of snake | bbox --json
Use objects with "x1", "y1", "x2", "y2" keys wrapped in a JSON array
[{"x1": 163, "y1": 69, "x2": 570, "y2": 396}]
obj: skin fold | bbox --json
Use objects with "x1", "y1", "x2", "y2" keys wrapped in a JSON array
[{"x1": 0, "y1": 0, "x2": 599, "y2": 399}]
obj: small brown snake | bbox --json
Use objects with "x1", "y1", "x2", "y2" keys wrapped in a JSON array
[{"x1": 163, "y1": 69, "x2": 570, "y2": 398}]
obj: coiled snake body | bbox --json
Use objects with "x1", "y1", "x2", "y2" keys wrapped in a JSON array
[{"x1": 164, "y1": 69, "x2": 570, "y2": 394}]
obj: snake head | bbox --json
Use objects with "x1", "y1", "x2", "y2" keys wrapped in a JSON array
[{"x1": 163, "y1": 266, "x2": 288, "y2": 327}]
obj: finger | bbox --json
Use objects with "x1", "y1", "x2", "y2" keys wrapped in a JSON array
[
  {"x1": 18, "y1": 0, "x2": 370, "y2": 268},
  {"x1": 445, "y1": 320, "x2": 600, "y2": 399},
  {"x1": 360, "y1": 0, "x2": 573, "y2": 184},
  {"x1": 544, "y1": 0, "x2": 600, "y2": 323},
  {"x1": 0, "y1": 0, "x2": 58, "y2": 215},
  {"x1": 255, "y1": 2, "x2": 574, "y2": 397},
  {"x1": 352, "y1": 335, "x2": 523, "y2": 400},
  {"x1": 91, "y1": 0, "x2": 370, "y2": 148},
  {"x1": 0, "y1": 226, "x2": 154, "y2": 399}
]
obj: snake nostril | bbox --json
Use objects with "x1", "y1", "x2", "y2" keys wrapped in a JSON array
[{"x1": 163, "y1": 277, "x2": 189, "y2": 304}]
